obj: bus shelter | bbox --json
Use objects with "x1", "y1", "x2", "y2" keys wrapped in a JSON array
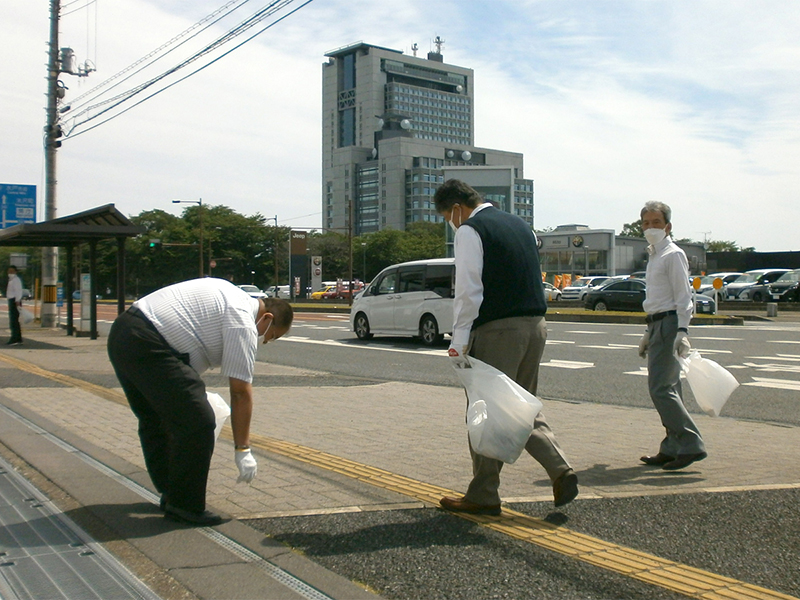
[{"x1": 0, "y1": 204, "x2": 145, "y2": 339}]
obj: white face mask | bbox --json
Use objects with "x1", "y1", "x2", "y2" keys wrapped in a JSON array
[
  {"x1": 448, "y1": 205, "x2": 461, "y2": 234},
  {"x1": 257, "y1": 320, "x2": 272, "y2": 345},
  {"x1": 8, "y1": 274, "x2": 16, "y2": 280},
  {"x1": 644, "y1": 228, "x2": 667, "y2": 245}
]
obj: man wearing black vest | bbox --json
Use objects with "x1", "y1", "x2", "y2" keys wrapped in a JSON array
[{"x1": 434, "y1": 179, "x2": 578, "y2": 516}]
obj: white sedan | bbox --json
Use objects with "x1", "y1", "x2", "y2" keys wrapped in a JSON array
[{"x1": 543, "y1": 282, "x2": 562, "y2": 302}]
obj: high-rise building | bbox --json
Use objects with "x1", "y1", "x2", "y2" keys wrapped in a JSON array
[{"x1": 322, "y1": 40, "x2": 534, "y2": 236}]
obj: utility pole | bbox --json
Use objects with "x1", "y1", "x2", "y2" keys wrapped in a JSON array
[{"x1": 41, "y1": 0, "x2": 62, "y2": 327}]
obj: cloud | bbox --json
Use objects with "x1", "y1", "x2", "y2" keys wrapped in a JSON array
[{"x1": 1, "y1": 0, "x2": 798, "y2": 250}]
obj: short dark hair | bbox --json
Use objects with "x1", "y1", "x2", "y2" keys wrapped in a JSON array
[
  {"x1": 261, "y1": 297, "x2": 293, "y2": 329},
  {"x1": 7, "y1": 266, "x2": 17, "y2": 273},
  {"x1": 434, "y1": 179, "x2": 483, "y2": 213}
]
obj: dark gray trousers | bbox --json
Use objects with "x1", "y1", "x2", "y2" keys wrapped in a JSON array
[
  {"x1": 464, "y1": 316, "x2": 572, "y2": 505},
  {"x1": 107, "y1": 310, "x2": 215, "y2": 513},
  {"x1": 7, "y1": 300, "x2": 21, "y2": 343},
  {"x1": 647, "y1": 314, "x2": 705, "y2": 456}
]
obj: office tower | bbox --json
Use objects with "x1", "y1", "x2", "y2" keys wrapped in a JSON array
[{"x1": 322, "y1": 40, "x2": 534, "y2": 236}]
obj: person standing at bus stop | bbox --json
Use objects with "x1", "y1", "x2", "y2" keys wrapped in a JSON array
[
  {"x1": 6, "y1": 265, "x2": 23, "y2": 346},
  {"x1": 637, "y1": 201, "x2": 706, "y2": 470},
  {"x1": 434, "y1": 179, "x2": 578, "y2": 515}
]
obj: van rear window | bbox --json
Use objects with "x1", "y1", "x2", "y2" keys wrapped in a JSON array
[{"x1": 425, "y1": 265, "x2": 454, "y2": 297}]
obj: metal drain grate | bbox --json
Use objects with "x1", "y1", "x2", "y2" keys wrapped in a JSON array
[{"x1": 0, "y1": 457, "x2": 160, "y2": 600}]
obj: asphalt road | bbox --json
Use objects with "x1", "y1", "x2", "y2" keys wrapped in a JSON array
[{"x1": 261, "y1": 313, "x2": 800, "y2": 426}]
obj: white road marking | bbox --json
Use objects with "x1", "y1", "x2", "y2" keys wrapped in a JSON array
[
  {"x1": 279, "y1": 336, "x2": 445, "y2": 356},
  {"x1": 579, "y1": 345, "x2": 630, "y2": 350},
  {"x1": 743, "y1": 377, "x2": 800, "y2": 391},
  {"x1": 747, "y1": 355, "x2": 800, "y2": 362},
  {"x1": 564, "y1": 330, "x2": 608, "y2": 334},
  {"x1": 767, "y1": 340, "x2": 800, "y2": 344},
  {"x1": 624, "y1": 367, "x2": 649, "y2": 377},
  {"x1": 692, "y1": 336, "x2": 742, "y2": 341},
  {"x1": 546, "y1": 340, "x2": 576, "y2": 345},
  {"x1": 741, "y1": 362, "x2": 800, "y2": 374},
  {"x1": 541, "y1": 359, "x2": 594, "y2": 369},
  {"x1": 693, "y1": 348, "x2": 732, "y2": 354}
]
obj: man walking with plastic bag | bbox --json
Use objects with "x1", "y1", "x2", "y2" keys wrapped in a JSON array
[
  {"x1": 107, "y1": 278, "x2": 293, "y2": 525},
  {"x1": 434, "y1": 179, "x2": 578, "y2": 516},
  {"x1": 637, "y1": 201, "x2": 707, "y2": 470}
]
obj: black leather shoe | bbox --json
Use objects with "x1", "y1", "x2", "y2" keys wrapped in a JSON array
[
  {"x1": 662, "y1": 452, "x2": 707, "y2": 471},
  {"x1": 553, "y1": 469, "x2": 579, "y2": 507},
  {"x1": 640, "y1": 453, "x2": 676, "y2": 466},
  {"x1": 440, "y1": 496, "x2": 501, "y2": 516},
  {"x1": 164, "y1": 504, "x2": 224, "y2": 526}
]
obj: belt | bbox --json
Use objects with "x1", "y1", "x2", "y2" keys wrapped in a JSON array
[{"x1": 646, "y1": 310, "x2": 676, "y2": 323}]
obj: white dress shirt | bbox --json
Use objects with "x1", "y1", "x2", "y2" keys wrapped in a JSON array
[
  {"x1": 643, "y1": 236, "x2": 694, "y2": 331},
  {"x1": 451, "y1": 203, "x2": 493, "y2": 348},
  {"x1": 6, "y1": 275, "x2": 22, "y2": 303},
  {"x1": 134, "y1": 278, "x2": 260, "y2": 382}
]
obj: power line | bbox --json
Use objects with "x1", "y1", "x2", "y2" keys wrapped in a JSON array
[{"x1": 64, "y1": 0, "x2": 316, "y2": 138}]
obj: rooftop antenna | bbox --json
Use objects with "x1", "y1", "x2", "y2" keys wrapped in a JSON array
[
  {"x1": 411, "y1": 42, "x2": 418, "y2": 57},
  {"x1": 433, "y1": 36, "x2": 444, "y2": 54}
]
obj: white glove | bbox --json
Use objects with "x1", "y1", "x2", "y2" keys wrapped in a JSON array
[
  {"x1": 235, "y1": 449, "x2": 257, "y2": 484},
  {"x1": 673, "y1": 331, "x2": 691, "y2": 358},
  {"x1": 448, "y1": 345, "x2": 470, "y2": 369},
  {"x1": 638, "y1": 330, "x2": 650, "y2": 359}
]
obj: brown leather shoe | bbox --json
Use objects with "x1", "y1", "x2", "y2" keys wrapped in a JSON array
[
  {"x1": 553, "y1": 469, "x2": 579, "y2": 507},
  {"x1": 439, "y1": 496, "x2": 501, "y2": 516},
  {"x1": 640, "y1": 453, "x2": 676, "y2": 466},
  {"x1": 662, "y1": 452, "x2": 707, "y2": 471}
]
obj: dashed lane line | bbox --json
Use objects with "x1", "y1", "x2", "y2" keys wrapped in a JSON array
[{"x1": 1, "y1": 351, "x2": 797, "y2": 600}]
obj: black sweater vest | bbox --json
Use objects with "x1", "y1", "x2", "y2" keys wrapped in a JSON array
[{"x1": 461, "y1": 206, "x2": 547, "y2": 329}]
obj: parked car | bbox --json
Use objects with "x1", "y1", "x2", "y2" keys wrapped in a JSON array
[
  {"x1": 584, "y1": 278, "x2": 717, "y2": 314},
  {"x1": 725, "y1": 269, "x2": 790, "y2": 301},
  {"x1": 695, "y1": 272, "x2": 743, "y2": 295},
  {"x1": 769, "y1": 269, "x2": 800, "y2": 302},
  {"x1": 71, "y1": 290, "x2": 100, "y2": 301},
  {"x1": 267, "y1": 285, "x2": 291, "y2": 299},
  {"x1": 584, "y1": 278, "x2": 648, "y2": 312},
  {"x1": 322, "y1": 283, "x2": 364, "y2": 300},
  {"x1": 350, "y1": 258, "x2": 454, "y2": 346},
  {"x1": 543, "y1": 282, "x2": 562, "y2": 302},
  {"x1": 628, "y1": 271, "x2": 647, "y2": 279},
  {"x1": 21, "y1": 288, "x2": 32, "y2": 300},
  {"x1": 310, "y1": 285, "x2": 337, "y2": 300},
  {"x1": 561, "y1": 276, "x2": 609, "y2": 301},
  {"x1": 237, "y1": 284, "x2": 268, "y2": 299}
]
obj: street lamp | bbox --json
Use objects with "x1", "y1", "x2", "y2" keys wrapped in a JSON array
[{"x1": 172, "y1": 198, "x2": 204, "y2": 277}]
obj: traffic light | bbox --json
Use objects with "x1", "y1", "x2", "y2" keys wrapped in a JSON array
[{"x1": 148, "y1": 239, "x2": 161, "y2": 250}]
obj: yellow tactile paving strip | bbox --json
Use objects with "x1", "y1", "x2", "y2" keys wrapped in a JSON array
[{"x1": 1, "y1": 351, "x2": 796, "y2": 600}]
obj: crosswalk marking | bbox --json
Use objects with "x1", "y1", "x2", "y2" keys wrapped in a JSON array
[
  {"x1": 541, "y1": 359, "x2": 594, "y2": 369},
  {"x1": 693, "y1": 336, "x2": 742, "y2": 341},
  {"x1": 743, "y1": 377, "x2": 800, "y2": 391}
]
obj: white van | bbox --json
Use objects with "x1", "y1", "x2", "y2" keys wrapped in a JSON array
[{"x1": 350, "y1": 258, "x2": 454, "y2": 346}]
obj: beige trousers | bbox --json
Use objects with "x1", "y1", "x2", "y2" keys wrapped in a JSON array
[{"x1": 463, "y1": 316, "x2": 572, "y2": 505}]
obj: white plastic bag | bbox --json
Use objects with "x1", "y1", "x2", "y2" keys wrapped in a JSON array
[
  {"x1": 679, "y1": 350, "x2": 739, "y2": 417},
  {"x1": 206, "y1": 392, "x2": 231, "y2": 440},
  {"x1": 19, "y1": 307, "x2": 34, "y2": 325},
  {"x1": 454, "y1": 357, "x2": 543, "y2": 464}
]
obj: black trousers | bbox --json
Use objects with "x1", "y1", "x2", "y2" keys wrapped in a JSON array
[
  {"x1": 7, "y1": 300, "x2": 21, "y2": 343},
  {"x1": 107, "y1": 310, "x2": 215, "y2": 513}
]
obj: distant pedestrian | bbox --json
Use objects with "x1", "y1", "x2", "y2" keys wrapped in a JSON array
[
  {"x1": 5, "y1": 266, "x2": 23, "y2": 346},
  {"x1": 107, "y1": 277, "x2": 293, "y2": 526},
  {"x1": 434, "y1": 179, "x2": 578, "y2": 516},
  {"x1": 637, "y1": 201, "x2": 706, "y2": 470}
]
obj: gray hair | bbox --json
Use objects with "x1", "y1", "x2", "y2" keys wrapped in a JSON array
[{"x1": 640, "y1": 201, "x2": 671, "y2": 224}]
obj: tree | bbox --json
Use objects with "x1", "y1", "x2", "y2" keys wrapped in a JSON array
[
  {"x1": 706, "y1": 240, "x2": 741, "y2": 252},
  {"x1": 620, "y1": 220, "x2": 643, "y2": 237}
]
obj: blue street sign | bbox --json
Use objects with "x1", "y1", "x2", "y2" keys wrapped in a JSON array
[{"x1": 0, "y1": 184, "x2": 37, "y2": 229}]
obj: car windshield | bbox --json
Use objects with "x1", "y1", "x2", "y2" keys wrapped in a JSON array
[
  {"x1": 699, "y1": 276, "x2": 714, "y2": 285},
  {"x1": 570, "y1": 279, "x2": 590, "y2": 288},
  {"x1": 734, "y1": 273, "x2": 759, "y2": 284},
  {"x1": 776, "y1": 271, "x2": 800, "y2": 282},
  {"x1": 239, "y1": 285, "x2": 258, "y2": 292}
]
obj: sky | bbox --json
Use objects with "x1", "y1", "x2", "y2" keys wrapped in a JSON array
[{"x1": 1, "y1": 0, "x2": 798, "y2": 251}]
